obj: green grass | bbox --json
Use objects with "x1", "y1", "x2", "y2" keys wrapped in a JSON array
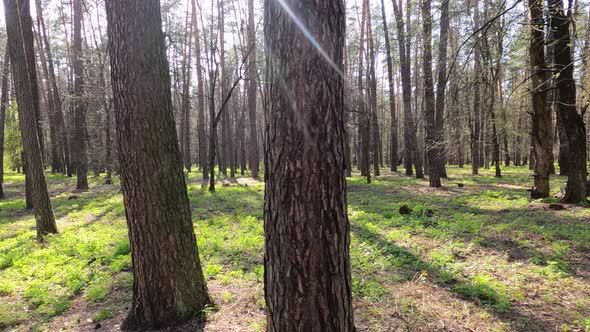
[{"x1": 0, "y1": 166, "x2": 589, "y2": 331}]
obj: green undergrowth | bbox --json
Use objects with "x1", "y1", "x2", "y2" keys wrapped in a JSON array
[{"x1": 0, "y1": 166, "x2": 588, "y2": 331}]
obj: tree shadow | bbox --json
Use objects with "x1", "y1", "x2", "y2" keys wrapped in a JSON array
[{"x1": 351, "y1": 221, "x2": 557, "y2": 331}]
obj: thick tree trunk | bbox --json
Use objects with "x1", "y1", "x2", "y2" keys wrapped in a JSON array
[
  {"x1": 5, "y1": 0, "x2": 58, "y2": 239},
  {"x1": 548, "y1": 0, "x2": 587, "y2": 203},
  {"x1": 264, "y1": 0, "x2": 354, "y2": 329},
  {"x1": 105, "y1": 0, "x2": 210, "y2": 328},
  {"x1": 529, "y1": 0, "x2": 552, "y2": 198},
  {"x1": 72, "y1": 0, "x2": 88, "y2": 190},
  {"x1": 247, "y1": 0, "x2": 259, "y2": 179}
]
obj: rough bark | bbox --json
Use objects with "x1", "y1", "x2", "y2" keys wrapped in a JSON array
[
  {"x1": 529, "y1": 0, "x2": 552, "y2": 198},
  {"x1": 264, "y1": 0, "x2": 354, "y2": 329},
  {"x1": 4, "y1": 0, "x2": 58, "y2": 239},
  {"x1": 105, "y1": 0, "x2": 210, "y2": 328},
  {"x1": 548, "y1": 0, "x2": 587, "y2": 202}
]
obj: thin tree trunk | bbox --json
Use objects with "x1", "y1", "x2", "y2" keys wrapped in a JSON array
[
  {"x1": 36, "y1": 0, "x2": 66, "y2": 174},
  {"x1": 192, "y1": 0, "x2": 208, "y2": 182},
  {"x1": 358, "y1": 0, "x2": 371, "y2": 182},
  {"x1": 72, "y1": 0, "x2": 88, "y2": 190},
  {"x1": 34, "y1": 25, "x2": 60, "y2": 174},
  {"x1": 381, "y1": 0, "x2": 397, "y2": 172},
  {"x1": 0, "y1": 51, "x2": 8, "y2": 199},
  {"x1": 392, "y1": 0, "x2": 417, "y2": 177},
  {"x1": 247, "y1": 0, "x2": 259, "y2": 179},
  {"x1": 472, "y1": 0, "x2": 482, "y2": 175},
  {"x1": 219, "y1": 0, "x2": 229, "y2": 177},
  {"x1": 367, "y1": 7, "x2": 380, "y2": 177},
  {"x1": 434, "y1": 0, "x2": 450, "y2": 179}
]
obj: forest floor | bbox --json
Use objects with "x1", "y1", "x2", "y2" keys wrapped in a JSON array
[{"x1": 0, "y1": 166, "x2": 589, "y2": 331}]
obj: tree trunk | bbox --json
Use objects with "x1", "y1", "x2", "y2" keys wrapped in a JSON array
[
  {"x1": 36, "y1": 0, "x2": 66, "y2": 174},
  {"x1": 0, "y1": 51, "x2": 8, "y2": 199},
  {"x1": 472, "y1": 0, "x2": 482, "y2": 175},
  {"x1": 209, "y1": 69, "x2": 217, "y2": 191},
  {"x1": 421, "y1": 0, "x2": 440, "y2": 187},
  {"x1": 548, "y1": 0, "x2": 587, "y2": 203},
  {"x1": 181, "y1": 7, "x2": 193, "y2": 172},
  {"x1": 264, "y1": 0, "x2": 354, "y2": 329},
  {"x1": 105, "y1": 0, "x2": 210, "y2": 328},
  {"x1": 556, "y1": 114, "x2": 570, "y2": 175},
  {"x1": 192, "y1": 0, "x2": 208, "y2": 182},
  {"x1": 380, "y1": 0, "x2": 397, "y2": 172},
  {"x1": 367, "y1": 7, "x2": 380, "y2": 177},
  {"x1": 247, "y1": 0, "x2": 259, "y2": 179},
  {"x1": 393, "y1": 0, "x2": 420, "y2": 178},
  {"x1": 219, "y1": 0, "x2": 230, "y2": 177},
  {"x1": 434, "y1": 0, "x2": 450, "y2": 180},
  {"x1": 72, "y1": 0, "x2": 88, "y2": 190},
  {"x1": 4, "y1": 0, "x2": 58, "y2": 239},
  {"x1": 34, "y1": 25, "x2": 60, "y2": 175},
  {"x1": 529, "y1": 0, "x2": 552, "y2": 198},
  {"x1": 358, "y1": 0, "x2": 371, "y2": 183}
]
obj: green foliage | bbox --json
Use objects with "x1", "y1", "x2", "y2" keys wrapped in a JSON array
[
  {"x1": 92, "y1": 308, "x2": 115, "y2": 322},
  {"x1": 453, "y1": 274, "x2": 512, "y2": 313},
  {"x1": 0, "y1": 167, "x2": 589, "y2": 330}
]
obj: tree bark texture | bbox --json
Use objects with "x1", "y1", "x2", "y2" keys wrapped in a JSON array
[
  {"x1": 4, "y1": 0, "x2": 58, "y2": 239},
  {"x1": 548, "y1": 0, "x2": 588, "y2": 203},
  {"x1": 105, "y1": 0, "x2": 210, "y2": 328},
  {"x1": 263, "y1": 0, "x2": 355, "y2": 329}
]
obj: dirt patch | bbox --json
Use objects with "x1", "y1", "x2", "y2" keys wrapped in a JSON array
[{"x1": 482, "y1": 236, "x2": 534, "y2": 262}]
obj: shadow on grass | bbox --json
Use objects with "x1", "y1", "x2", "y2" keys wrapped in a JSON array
[{"x1": 351, "y1": 221, "x2": 553, "y2": 332}]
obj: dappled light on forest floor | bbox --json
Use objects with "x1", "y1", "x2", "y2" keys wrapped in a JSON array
[{"x1": 0, "y1": 166, "x2": 589, "y2": 331}]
